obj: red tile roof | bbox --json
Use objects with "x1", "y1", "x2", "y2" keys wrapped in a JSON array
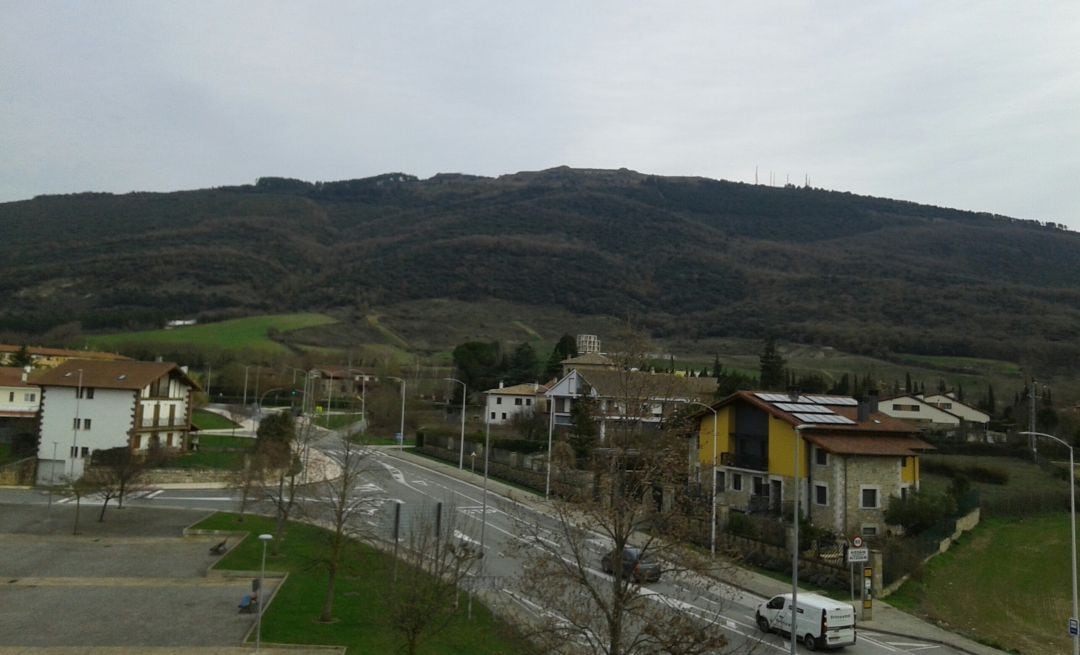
[
  {"x1": 804, "y1": 434, "x2": 934, "y2": 456},
  {"x1": 34, "y1": 359, "x2": 200, "y2": 391}
]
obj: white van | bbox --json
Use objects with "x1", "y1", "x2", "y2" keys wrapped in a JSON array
[{"x1": 755, "y1": 592, "x2": 856, "y2": 651}]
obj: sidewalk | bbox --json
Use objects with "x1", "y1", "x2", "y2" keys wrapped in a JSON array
[{"x1": 380, "y1": 446, "x2": 1008, "y2": 655}]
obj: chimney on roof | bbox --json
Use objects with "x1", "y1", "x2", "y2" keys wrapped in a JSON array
[
  {"x1": 857, "y1": 390, "x2": 880, "y2": 422},
  {"x1": 21, "y1": 366, "x2": 30, "y2": 383},
  {"x1": 155, "y1": 356, "x2": 163, "y2": 363},
  {"x1": 499, "y1": 381, "x2": 504, "y2": 389}
]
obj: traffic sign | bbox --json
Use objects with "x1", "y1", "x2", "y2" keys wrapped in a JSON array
[
  {"x1": 847, "y1": 547, "x2": 869, "y2": 563},
  {"x1": 852, "y1": 536, "x2": 863, "y2": 548},
  {"x1": 1069, "y1": 617, "x2": 1078, "y2": 636}
]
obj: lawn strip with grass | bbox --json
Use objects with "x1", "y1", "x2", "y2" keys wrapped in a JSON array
[
  {"x1": 195, "y1": 512, "x2": 529, "y2": 654},
  {"x1": 889, "y1": 514, "x2": 1072, "y2": 655},
  {"x1": 193, "y1": 409, "x2": 239, "y2": 430}
]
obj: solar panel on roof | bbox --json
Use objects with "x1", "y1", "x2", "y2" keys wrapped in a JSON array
[
  {"x1": 805, "y1": 394, "x2": 858, "y2": 406},
  {"x1": 794, "y1": 413, "x2": 856, "y2": 425},
  {"x1": 774, "y1": 402, "x2": 833, "y2": 414},
  {"x1": 755, "y1": 392, "x2": 813, "y2": 403}
]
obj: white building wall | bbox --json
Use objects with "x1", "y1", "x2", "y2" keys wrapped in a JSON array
[
  {"x1": 878, "y1": 396, "x2": 961, "y2": 426},
  {"x1": 921, "y1": 394, "x2": 990, "y2": 424},
  {"x1": 0, "y1": 384, "x2": 40, "y2": 414},
  {"x1": 38, "y1": 387, "x2": 136, "y2": 480},
  {"x1": 485, "y1": 393, "x2": 538, "y2": 424}
]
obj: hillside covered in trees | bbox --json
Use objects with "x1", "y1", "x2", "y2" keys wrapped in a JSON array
[{"x1": 2, "y1": 167, "x2": 1079, "y2": 372}]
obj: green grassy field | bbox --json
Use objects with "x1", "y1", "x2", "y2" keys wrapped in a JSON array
[
  {"x1": 889, "y1": 514, "x2": 1073, "y2": 655},
  {"x1": 195, "y1": 513, "x2": 528, "y2": 654},
  {"x1": 87, "y1": 313, "x2": 338, "y2": 356},
  {"x1": 192, "y1": 409, "x2": 238, "y2": 430}
]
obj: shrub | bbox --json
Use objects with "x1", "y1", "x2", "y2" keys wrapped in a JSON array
[{"x1": 885, "y1": 491, "x2": 957, "y2": 535}]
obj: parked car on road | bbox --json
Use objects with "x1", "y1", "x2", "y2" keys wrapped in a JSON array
[{"x1": 600, "y1": 546, "x2": 661, "y2": 582}]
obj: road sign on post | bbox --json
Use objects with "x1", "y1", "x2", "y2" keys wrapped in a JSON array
[
  {"x1": 847, "y1": 547, "x2": 869, "y2": 563},
  {"x1": 1070, "y1": 617, "x2": 1078, "y2": 636}
]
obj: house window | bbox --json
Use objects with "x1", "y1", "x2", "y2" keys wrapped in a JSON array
[
  {"x1": 732, "y1": 473, "x2": 743, "y2": 491},
  {"x1": 526, "y1": 398, "x2": 532, "y2": 406},
  {"x1": 490, "y1": 412, "x2": 496, "y2": 420},
  {"x1": 83, "y1": 418, "x2": 92, "y2": 430},
  {"x1": 77, "y1": 387, "x2": 95, "y2": 399},
  {"x1": 81, "y1": 447, "x2": 89, "y2": 458},
  {"x1": 496, "y1": 397, "x2": 503, "y2": 405},
  {"x1": 515, "y1": 398, "x2": 522, "y2": 406},
  {"x1": 73, "y1": 418, "x2": 79, "y2": 430},
  {"x1": 861, "y1": 486, "x2": 880, "y2": 509},
  {"x1": 900, "y1": 485, "x2": 911, "y2": 501},
  {"x1": 715, "y1": 470, "x2": 725, "y2": 492},
  {"x1": 501, "y1": 412, "x2": 507, "y2": 420},
  {"x1": 70, "y1": 446, "x2": 78, "y2": 458},
  {"x1": 753, "y1": 476, "x2": 767, "y2": 496},
  {"x1": 8, "y1": 392, "x2": 13, "y2": 402},
  {"x1": 862, "y1": 525, "x2": 879, "y2": 537},
  {"x1": 26, "y1": 393, "x2": 36, "y2": 402},
  {"x1": 815, "y1": 449, "x2": 828, "y2": 466},
  {"x1": 815, "y1": 483, "x2": 828, "y2": 506}
]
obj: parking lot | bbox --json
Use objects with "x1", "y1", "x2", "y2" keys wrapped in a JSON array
[{"x1": 0, "y1": 503, "x2": 268, "y2": 649}]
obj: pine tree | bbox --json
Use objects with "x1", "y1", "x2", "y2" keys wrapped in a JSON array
[
  {"x1": 543, "y1": 334, "x2": 578, "y2": 380},
  {"x1": 712, "y1": 354, "x2": 721, "y2": 379},
  {"x1": 12, "y1": 345, "x2": 32, "y2": 368},
  {"x1": 904, "y1": 372, "x2": 912, "y2": 394},
  {"x1": 758, "y1": 338, "x2": 786, "y2": 391},
  {"x1": 984, "y1": 384, "x2": 996, "y2": 416}
]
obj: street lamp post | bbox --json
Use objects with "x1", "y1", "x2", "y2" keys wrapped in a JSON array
[
  {"x1": 545, "y1": 395, "x2": 555, "y2": 499},
  {"x1": 444, "y1": 378, "x2": 467, "y2": 468},
  {"x1": 790, "y1": 422, "x2": 804, "y2": 655},
  {"x1": 389, "y1": 376, "x2": 406, "y2": 450},
  {"x1": 1021, "y1": 431, "x2": 1079, "y2": 655},
  {"x1": 48, "y1": 441, "x2": 58, "y2": 511},
  {"x1": 479, "y1": 407, "x2": 491, "y2": 573},
  {"x1": 256, "y1": 533, "x2": 273, "y2": 652},
  {"x1": 688, "y1": 401, "x2": 719, "y2": 557},
  {"x1": 257, "y1": 388, "x2": 285, "y2": 419},
  {"x1": 242, "y1": 365, "x2": 251, "y2": 408},
  {"x1": 69, "y1": 368, "x2": 83, "y2": 478}
]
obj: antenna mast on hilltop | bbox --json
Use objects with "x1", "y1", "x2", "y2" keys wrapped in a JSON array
[{"x1": 755, "y1": 166, "x2": 759, "y2": 185}]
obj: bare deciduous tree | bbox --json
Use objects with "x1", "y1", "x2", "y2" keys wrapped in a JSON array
[
  {"x1": 385, "y1": 503, "x2": 481, "y2": 655},
  {"x1": 312, "y1": 433, "x2": 378, "y2": 623},
  {"x1": 510, "y1": 336, "x2": 738, "y2": 655},
  {"x1": 230, "y1": 451, "x2": 271, "y2": 522}
]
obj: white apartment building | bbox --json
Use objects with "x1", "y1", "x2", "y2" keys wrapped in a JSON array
[{"x1": 36, "y1": 359, "x2": 199, "y2": 482}]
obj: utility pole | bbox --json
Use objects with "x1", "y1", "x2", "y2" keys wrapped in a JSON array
[{"x1": 1030, "y1": 379, "x2": 1038, "y2": 457}]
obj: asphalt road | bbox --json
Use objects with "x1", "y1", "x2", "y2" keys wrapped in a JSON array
[{"x1": 1, "y1": 441, "x2": 967, "y2": 655}]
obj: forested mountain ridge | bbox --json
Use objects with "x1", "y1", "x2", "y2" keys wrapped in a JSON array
[{"x1": 2, "y1": 167, "x2": 1079, "y2": 371}]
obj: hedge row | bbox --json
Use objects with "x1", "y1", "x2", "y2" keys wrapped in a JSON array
[{"x1": 922, "y1": 460, "x2": 1010, "y2": 485}]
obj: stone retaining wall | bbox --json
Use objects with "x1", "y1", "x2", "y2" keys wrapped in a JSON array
[{"x1": 0, "y1": 457, "x2": 37, "y2": 485}]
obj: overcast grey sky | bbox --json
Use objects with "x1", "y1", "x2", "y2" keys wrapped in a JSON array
[{"x1": 3, "y1": 2, "x2": 1078, "y2": 228}]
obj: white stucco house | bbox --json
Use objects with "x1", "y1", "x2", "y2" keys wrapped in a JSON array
[
  {"x1": 484, "y1": 381, "x2": 549, "y2": 424},
  {"x1": 918, "y1": 393, "x2": 990, "y2": 425},
  {"x1": 36, "y1": 359, "x2": 200, "y2": 483},
  {"x1": 546, "y1": 367, "x2": 715, "y2": 440},
  {"x1": 877, "y1": 394, "x2": 962, "y2": 427}
]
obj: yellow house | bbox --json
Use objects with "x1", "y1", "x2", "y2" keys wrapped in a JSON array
[{"x1": 692, "y1": 391, "x2": 931, "y2": 538}]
